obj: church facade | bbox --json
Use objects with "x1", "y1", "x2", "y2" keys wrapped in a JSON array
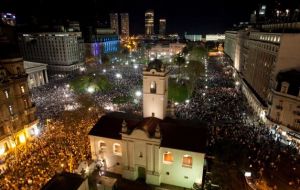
[{"x1": 89, "y1": 60, "x2": 207, "y2": 188}]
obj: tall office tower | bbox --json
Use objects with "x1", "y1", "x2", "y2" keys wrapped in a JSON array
[
  {"x1": 159, "y1": 19, "x2": 166, "y2": 36},
  {"x1": 110, "y1": 13, "x2": 119, "y2": 35},
  {"x1": 120, "y1": 13, "x2": 130, "y2": 37},
  {"x1": 145, "y1": 10, "x2": 154, "y2": 35}
]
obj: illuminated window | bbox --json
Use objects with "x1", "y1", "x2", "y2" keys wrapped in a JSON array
[
  {"x1": 99, "y1": 141, "x2": 106, "y2": 150},
  {"x1": 150, "y1": 81, "x2": 156, "y2": 93},
  {"x1": 113, "y1": 143, "x2": 122, "y2": 156},
  {"x1": 182, "y1": 155, "x2": 193, "y2": 168},
  {"x1": 4, "y1": 90, "x2": 9, "y2": 99},
  {"x1": 24, "y1": 99, "x2": 29, "y2": 109},
  {"x1": 20, "y1": 85, "x2": 25, "y2": 94},
  {"x1": 8, "y1": 105, "x2": 13, "y2": 115},
  {"x1": 163, "y1": 152, "x2": 173, "y2": 164}
]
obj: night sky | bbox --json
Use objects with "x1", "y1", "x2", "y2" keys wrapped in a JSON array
[{"x1": 2, "y1": 0, "x2": 262, "y2": 34}]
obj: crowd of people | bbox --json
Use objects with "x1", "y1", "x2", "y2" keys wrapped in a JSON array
[
  {"x1": 0, "y1": 52, "x2": 299, "y2": 189},
  {"x1": 175, "y1": 57, "x2": 300, "y2": 189},
  {"x1": 0, "y1": 119, "x2": 95, "y2": 190}
]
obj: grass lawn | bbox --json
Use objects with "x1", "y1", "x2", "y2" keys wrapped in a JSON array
[
  {"x1": 70, "y1": 74, "x2": 111, "y2": 93},
  {"x1": 112, "y1": 96, "x2": 133, "y2": 104},
  {"x1": 168, "y1": 78, "x2": 190, "y2": 103}
]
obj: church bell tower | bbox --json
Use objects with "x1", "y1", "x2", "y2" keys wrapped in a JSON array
[{"x1": 142, "y1": 59, "x2": 169, "y2": 120}]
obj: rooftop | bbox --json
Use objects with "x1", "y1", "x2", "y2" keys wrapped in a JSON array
[
  {"x1": 276, "y1": 69, "x2": 300, "y2": 96},
  {"x1": 41, "y1": 172, "x2": 84, "y2": 190},
  {"x1": 89, "y1": 112, "x2": 208, "y2": 153},
  {"x1": 145, "y1": 59, "x2": 164, "y2": 72}
]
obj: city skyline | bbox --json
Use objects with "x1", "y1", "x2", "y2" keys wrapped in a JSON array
[{"x1": 0, "y1": 0, "x2": 270, "y2": 34}]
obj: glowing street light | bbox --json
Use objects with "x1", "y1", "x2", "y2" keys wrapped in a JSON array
[
  {"x1": 244, "y1": 172, "x2": 251, "y2": 177},
  {"x1": 34, "y1": 127, "x2": 40, "y2": 136},
  {"x1": 174, "y1": 102, "x2": 179, "y2": 106},
  {"x1": 135, "y1": 90, "x2": 142, "y2": 97},
  {"x1": 133, "y1": 65, "x2": 138, "y2": 69},
  {"x1": 205, "y1": 86, "x2": 208, "y2": 89},
  {"x1": 202, "y1": 93, "x2": 206, "y2": 96},
  {"x1": 116, "y1": 73, "x2": 122, "y2": 79},
  {"x1": 87, "y1": 86, "x2": 95, "y2": 93},
  {"x1": 185, "y1": 99, "x2": 190, "y2": 103},
  {"x1": 19, "y1": 134, "x2": 26, "y2": 143},
  {"x1": 79, "y1": 67, "x2": 86, "y2": 72},
  {"x1": 103, "y1": 69, "x2": 106, "y2": 73}
]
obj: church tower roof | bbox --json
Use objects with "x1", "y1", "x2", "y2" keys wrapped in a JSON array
[{"x1": 145, "y1": 59, "x2": 164, "y2": 72}]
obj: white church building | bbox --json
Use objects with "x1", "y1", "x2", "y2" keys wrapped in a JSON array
[{"x1": 89, "y1": 60, "x2": 207, "y2": 188}]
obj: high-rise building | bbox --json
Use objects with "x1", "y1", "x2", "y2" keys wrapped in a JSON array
[
  {"x1": 159, "y1": 19, "x2": 166, "y2": 36},
  {"x1": 18, "y1": 32, "x2": 85, "y2": 73},
  {"x1": 120, "y1": 13, "x2": 130, "y2": 37},
  {"x1": 145, "y1": 10, "x2": 154, "y2": 35},
  {"x1": 110, "y1": 13, "x2": 119, "y2": 35},
  {"x1": 0, "y1": 58, "x2": 39, "y2": 157}
]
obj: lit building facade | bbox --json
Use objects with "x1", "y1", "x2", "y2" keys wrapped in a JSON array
[
  {"x1": 1, "y1": 13, "x2": 16, "y2": 26},
  {"x1": 159, "y1": 19, "x2": 166, "y2": 36},
  {"x1": 0, "y1": 58, "x2": 38, "y2": 158},
  {"x1": 149, "y1": 43, "x2": 186, "y2": 62},
  {"x1": 110, "y1": 13, "x2": 119, "y2": 35},
  {"x1": 184, "y1": 33, "x2": 202, "y2": 42},
  {"x1": 120, "y1": 13, "x2": 130, "y2": 37},
  {"x1": 23, "y1": 61, "x2": 48, "y2": 89},
  {"x1": 267, "y1": 70, "x2": 300, "y2": 131},
  {"x1": 18, "y1": 32, "x2": 85, "y2": 73},
  {"x1": 89, "y1": 60, "x2": 207, "y2": 189},
  {"x1": 205, "y1": 34, "x2": 225, "y2": 41},
  {"x1": 225, "y1": 30, "x2": 300, "y2": 125},
  {"x1": 84, "y1": 29, "x2": 120, "y2": 64},
  {"x1": 145, "y1": 10, "x2": 154, "y2": 35}
]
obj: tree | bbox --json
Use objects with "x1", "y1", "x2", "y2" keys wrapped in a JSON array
[
  {"x1": 145, "y1": 43, "x2": 152, "y2": 63},
  {"x1": 182, "y1": 46, "x2": 189, "y2": 56},
  {"x1": 175, "y1": 55, "x2": 186, "y2": 80},
  {"x1": 101, "y1": 54, "x2": 110, "y2": 65}
]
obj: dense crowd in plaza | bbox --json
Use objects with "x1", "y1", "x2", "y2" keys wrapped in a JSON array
[
  {"x1": 30, "y1": 64, "x2": 143, "y2": 123},
  {"x1": 0, "y1": 52, "x2": 299, "y2": 189},
  {"x1": 0, "y1": 63, "x2": 145, "y2": 190},
  {"x1": 0, "y1": 119, "x2": 94, "y2": 190},
  {"x1": 93, "y1": 65, "x2": 143, "y2": 114},
  {"x1": 175, "y1": 57, "x2": 300, "y2": 189}
]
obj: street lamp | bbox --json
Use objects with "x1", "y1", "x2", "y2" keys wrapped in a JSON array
[
  {"x1": 116, "y1": 73, "x2": 122, "y2": 79},
  {"x1": 87, "y1": 86, "x2": 95, "y2": 93},
  {"x1": 135, "y1": 90, "x2": 142, "y2": 97}
]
